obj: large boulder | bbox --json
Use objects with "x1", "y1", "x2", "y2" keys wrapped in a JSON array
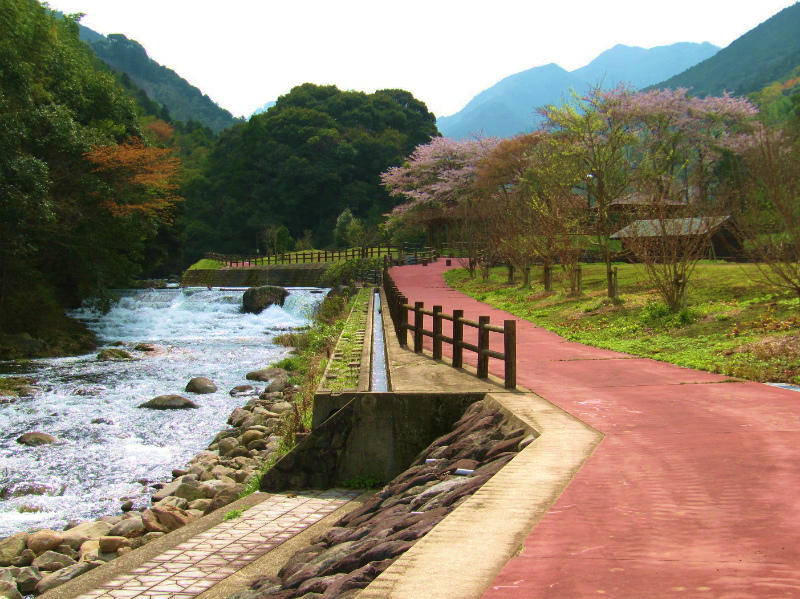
[
  {"x1": 16, "y1": 432, "x2": 56, "y2": 446},
  {"x1": 62, "y1": 521, "x2": 112, "y2": 550},
  {"x1": 0, "y1": 535, "x2": 27, "y2": 567},
  {"x1": 26, "y1": 530, "x2": 64, "y2": 555},
  {"x1": 242, "y1": 286, "x2": 289, "y2": 314},
  {"x1": 108, "y1": 516, "x2": 144, "y2": 538},
  {"x1": 150, "y1": 505, "x2": 195, "y2": 531},
  {"x1": 35, "y1": 562, "x2": 95, "y2": 594},
  {"x1": 98, "y1": 537, "x2": 130, "y2": 554},
  {"x1": 31, "y1": 550, "x2": 76, "y2": 572},
  {"x1": 137, "y1": 395, "x2": 199, "y2": 410},
  {"x1": 185, "y1": 377, "x2": 217, "y2": 394},
  {"x1": 13, "y1": 567, "x2": 41, "y2": 594},
  {"x1": 0, "y1": 581, "x2": 22, "y2": 599}
]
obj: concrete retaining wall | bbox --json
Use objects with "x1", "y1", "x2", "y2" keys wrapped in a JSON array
[
  {"x1": 261, "y1": 391, "x2": 485, "y2": 490},
  {"x1": 181, "y1": 265, "x2": 327, "y2": 288}
]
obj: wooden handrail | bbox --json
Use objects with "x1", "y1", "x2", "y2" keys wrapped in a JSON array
[{"x1": 382, "y1": 268, "x2": 516, "y2": 389}]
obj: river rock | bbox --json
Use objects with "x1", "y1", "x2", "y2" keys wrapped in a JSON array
[
  {"x1": 141, "y1": 511, "x2": 168, "y2": 534},
  {"x1": 78, "y1": 539, "x2": 100, "y2": 562},
  {"x1": 203, "y1": 483, "x2": 244, "y2": 514},
  {"x1": 150, "y1": 505, "x2": 195, "y2": 531},
  {"x1": 227, "y1": 407, "x2": 249, "y2": 428},
  {"x1": 265, "y1": 377, "x2": 290, "y2": 393},
  {"x1": 229, "y1": 385, "x2": 257, "y2": 397},
  {"x1": 137, "y1": 395, "x2": 199, "y2": 410},
  {"x1": 96, "y1": 348, "x2": 132, "y2": 361},
  {"x1": 0, "y1": 581, "x2": 22, "y2": 599},
  {"x1": 185, "y1": 377, "x2": 217, "y2": 394},
  {"x1": 241, "y1": 286, "x2": 288, "y2": 315},
  {"x1": 109, "y1": 516, "x2": 144, "y2": 538},
  {"x1": 188, "y1": 498, "x2": 212, "y2": 512},
  {"x1": 35, "y1": 561, "x2": 95, "y2": 594},
  {"x1": 245, "y1": 367, "x2": 287, "y2": 382},
  {"x1": 268, "y1": 401, "x2": 293, "y2": 414},
  {"x1": 98, "y1": 537, "x2": 130, "y2": 553},
  {"x1": 170, "y1": 480, "x2": 207, "y2": 502},
  {"x1": 155, "y1": 496, "x2": 189, "y2": 510},
  {"x1": 10, "y1": 550, "x2": 34, "y2": 568},
  {"x1": 240, "y1": 430, "x2": 265, "y2": 447},
  {"x1": 31, "y1": 550, "x2": 76, "y2": 572},
  {"x1": 63, "y1": 521, "x2": 112, "y2": 549},
  {"x1": 26, "y1": 530, "x2": 64, "y2": 555},
  {"x1": 15, "y1": 432, "x2": 56, "y2": 446},
  {"x1": 0, "y1": 535, "x2": 27, "y2": 567},
  {"x1": 218, "y1": 437, "x2": 240, "y2": 457},
  {"x1": 13, "y1": 566, "x2": 41, "y2": 594},
  {"x1": 134, "y1": 343, "x2": 157, "y2": 352}
]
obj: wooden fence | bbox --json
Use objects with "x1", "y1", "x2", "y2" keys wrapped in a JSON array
[
  {"x1": 383, "y1": 268, "x2": 516, "y2": 389},
  {"x1": 206, "y1": 245, "x2": 403, "y2": 267}
]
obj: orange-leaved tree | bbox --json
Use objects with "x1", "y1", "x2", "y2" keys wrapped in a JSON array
[{"x1": 84, "y1": 139, "x2": 183, "y2": 222}]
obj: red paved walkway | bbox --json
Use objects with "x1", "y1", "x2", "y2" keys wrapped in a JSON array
[{"x1": 390, "y1": 262, "x2": 800, "y2": 599}]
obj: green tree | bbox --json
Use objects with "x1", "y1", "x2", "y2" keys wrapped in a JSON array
[{"x1": 179, "y1": 84, "x2": 437, "y2": 261}]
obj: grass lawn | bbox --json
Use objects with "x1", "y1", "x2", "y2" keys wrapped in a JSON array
[
  {"x1": 444, "y1": 261, "x2": 800, "y2": 384},
  {"x1": 186, "y1": 258, "x2": 225, "y2": 270}
]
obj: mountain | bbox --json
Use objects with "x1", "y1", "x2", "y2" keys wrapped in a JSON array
[
  {"x1": 80, "y1": 31, "x2": 239, "y2": 132},
  {"x1": 655, "y1": 3, "x2": 800, "y2": 97},
  {"x1": 252, "y1": 100, "x2": 276, "y2": 116},
  {"x1": 437, "y1": 64, "x2": 586, "y2": 139},
  {"x1": 437, "y1": 42, "x2": 719, "y2": 140},
  {"x1": 574, "y1": 42, "x2": 719, "y2": 89}
]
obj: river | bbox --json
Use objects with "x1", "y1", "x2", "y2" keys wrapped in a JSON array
[{"x1": 0, "y1": 286, "x2": 323, "y2": 538}]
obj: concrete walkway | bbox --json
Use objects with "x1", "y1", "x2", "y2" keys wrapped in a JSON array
[{"x1": 389, "y1": 262, "x2": 800, "y2": 598}]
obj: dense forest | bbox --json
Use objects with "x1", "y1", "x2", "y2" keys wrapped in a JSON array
[
  {"x1": 0, "y1": 0, "x2": 190, "y2": 355},
  {"x1": 179, "y1": 83, "x2": 438, "y2": 262},
  {"x1": 0, "y1": 1, "x2": 438, "y2": 357}
]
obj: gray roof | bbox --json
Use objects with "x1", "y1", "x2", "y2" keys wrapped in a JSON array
[{"x1": 610, "y1": 216, "x2": 730, "y2": 239}]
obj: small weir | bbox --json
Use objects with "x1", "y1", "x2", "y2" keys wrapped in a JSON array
[{"x1": 371, "y1": 291, "x2": 389, "y2": 391}]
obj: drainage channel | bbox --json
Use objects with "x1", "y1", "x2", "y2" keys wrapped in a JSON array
[{"x1": 371, "y1": 290, "x2": 389, "y2": 391}]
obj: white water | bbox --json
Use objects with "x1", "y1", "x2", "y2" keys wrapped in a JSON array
[{"x1": 0, "y1": 287, "x2": 324, "y2": 538}]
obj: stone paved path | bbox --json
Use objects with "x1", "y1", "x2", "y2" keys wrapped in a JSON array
[
  {"x1": 75, "y1": 490, "x2": 359, "y2": 599},
  {"x1": 390, "y1": 262, "x2": 800, "y2": 599}
]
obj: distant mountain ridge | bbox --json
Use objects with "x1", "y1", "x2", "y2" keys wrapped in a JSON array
[
  {"x1": 654, "y1": 3, "x2": 800, "y2": 97},
  {"x1": 437, "y1": 42, "x2": 719, "y2": 140},
  {"x1": 75, "y1": 26, "x2": 238, "y2": 132}
]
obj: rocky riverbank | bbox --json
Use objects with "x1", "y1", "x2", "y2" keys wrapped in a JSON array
[
  {"x1": 0, "y1": 366, "x2": 298, "y2": 597},
  {"x1": 231, "y1": 398, "x2": 534, "y2": 599}
]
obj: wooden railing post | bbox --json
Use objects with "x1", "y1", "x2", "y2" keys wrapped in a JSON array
[
  {"x1": 477, "y1": 316, "x2": 490, "y2": 378},
  {"x1": 399, "y1": 295, "x2": 408, "y2": 347},
  {"x1": 504, "y1": 320, "x2": 516, "y2": 389},
  {"x1": 432, "y1": 305, "x2": 442, "y2": 360},
  {"x1": 452, "y1": 310, "x2": 464, "y2": 368},
  {"x1": 413, "y1": 301, "x2": 424, "y2": 353}
]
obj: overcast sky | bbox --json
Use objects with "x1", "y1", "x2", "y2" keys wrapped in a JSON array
[{"x1": 46, "y1": 0, "x2": 798, "y2": 119}]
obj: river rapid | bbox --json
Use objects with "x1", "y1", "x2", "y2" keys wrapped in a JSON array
[{"x1": 0, "y1": 287, "x2": 323, "y2": 539}]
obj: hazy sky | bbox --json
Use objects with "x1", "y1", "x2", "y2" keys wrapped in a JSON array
[{"x1": 46, "y1": 0, "x2": 798, "y2": 118}]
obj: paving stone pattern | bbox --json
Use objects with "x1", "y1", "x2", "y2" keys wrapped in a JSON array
[{"x1": 74, "y1": 491, "x2": 359, "y2": 599}]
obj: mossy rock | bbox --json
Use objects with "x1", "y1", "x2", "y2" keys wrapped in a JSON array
[
  {"x1": 242, "y1": 286, "x2": 289, "y2": 314},
  {"x1": 96, "y1": 348, "x2": 133, "y2": 361}
]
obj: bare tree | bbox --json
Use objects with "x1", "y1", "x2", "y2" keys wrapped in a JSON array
[{"x1": 732, "y1": 125, "x2": 800, "y2": 304}]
